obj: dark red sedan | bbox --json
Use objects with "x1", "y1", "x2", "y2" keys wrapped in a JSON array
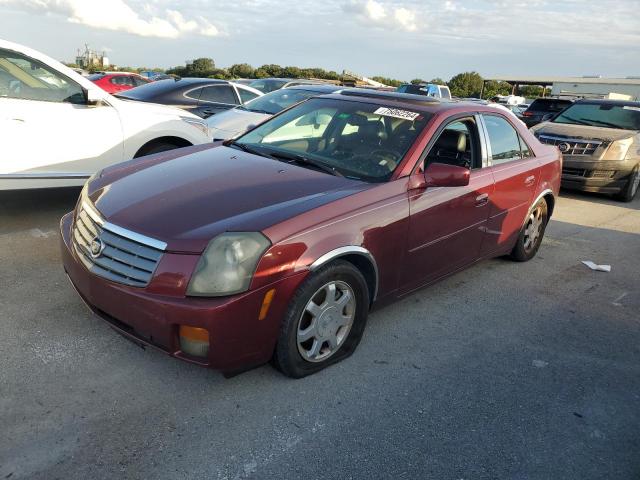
[
  {"x1": 88, "y1": 72, "x2": 150, "y2": 94},
  {"x1": 60, "y1": 90, "x2": 561, "y2": 378}
]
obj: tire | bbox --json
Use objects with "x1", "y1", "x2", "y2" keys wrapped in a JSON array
[
  {"x1": 134, "y1": 141, "x2": 181, "y2": 158},
  {"x1": 273, "y1": 260, "x2": 370, "y2": 378},
  {"x1": 510, "y1": 198, "x2": 549, "y2": 262},
  {"x1": 614, "y1": 164, "x2": 640, "y2": 203}
]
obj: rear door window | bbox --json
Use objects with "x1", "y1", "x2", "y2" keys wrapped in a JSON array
[
  {"x1": 199, "y1": 85, "x2": 238, "y2": 104},
  {"x1": 483, "y1": 114, "x2": 523, "y2": 164}
]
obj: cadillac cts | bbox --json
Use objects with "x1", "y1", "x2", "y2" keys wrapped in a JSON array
[{"x1": 61, "y1": 90, "x2": 561, "y2": 378}]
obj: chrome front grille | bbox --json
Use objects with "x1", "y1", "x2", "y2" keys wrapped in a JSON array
[
  {"x1": 538, "y1": 134, "x2": 603, "y2": 156},
  {"x1": 72, "y1": 203, "x2": 164, "y2": 287}
]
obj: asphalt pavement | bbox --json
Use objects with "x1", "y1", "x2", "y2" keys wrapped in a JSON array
[{"x1": 1, "y1": 187, "x2": 639, "y2": 480}]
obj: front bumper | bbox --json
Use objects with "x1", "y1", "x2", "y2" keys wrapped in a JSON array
[
  {"x1": 560, "y1": 157, "x2": 637, "y2": 194},
  {"x1": 60, "y1": 212, "x2": 307, "y2": 372}
]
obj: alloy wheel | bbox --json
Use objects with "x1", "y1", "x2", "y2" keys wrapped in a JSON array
[
  {"x1": 297, "y1": 280, "x2": 356, "y2": 363},
  {"x1": 523, "y1": 205, "x2": 544, "y2": 252}
]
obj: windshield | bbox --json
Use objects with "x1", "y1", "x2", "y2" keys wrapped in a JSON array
[
  {"x1": 552, "y1": 103, "x2": 640, "y2": 130},
  {"x1": 233, "y1": 97, "x2": 431, "y2": 182},
  {"x1": 242, "y1": 88, "x2": 325, "y2": 115},
  {"x1": 249, "y1": 79, "x2": 288, "y2": 93}
]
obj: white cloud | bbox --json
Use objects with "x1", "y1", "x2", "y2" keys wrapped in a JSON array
[
  {"x1": 0, "y1": 0, "x2": 221, "y2": 38},
  {"x1": 342, "y1": 0, "x2": 419, "y2": 32},
  {"x1": 394, "y1": 7, "x2": 416, "y2": 32}
]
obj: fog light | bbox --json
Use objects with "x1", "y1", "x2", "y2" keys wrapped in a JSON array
[{"x1": 179, "y1": 326, "x2": 209, "y2": 358}]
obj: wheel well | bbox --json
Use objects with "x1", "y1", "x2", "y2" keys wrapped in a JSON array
[
  {"x1": 543, "y1": 193, "x2": 555, "y2": 218},
  {"x1": 134, "y1": 136, "x2": 192, "y2": 158},
  {"x1": 335, "y1": 253, "x2": 377, "y2": 306}
]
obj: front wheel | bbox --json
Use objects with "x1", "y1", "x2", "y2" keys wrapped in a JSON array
[
  {"x1": 273, "y1": 260, "x2": 369, "y2": 378},
  {"x1": 615, "y1": 165, "x2": 640, "y2": 203},
  {"x1": 510, "y1": 198, "x2": 548, "y2": 262}
]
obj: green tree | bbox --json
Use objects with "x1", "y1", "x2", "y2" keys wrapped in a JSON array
[
  {"x1": 370, "y1": 76, "x2": 403, "y2": 87},
  {"x1": 228, "y1": 63, "x2": 254, "y2": 78},
  {"x1": 482, "y1": 80, "x2": 512, "y2": 99},
  {"x1": 189, "y1": 57, "x2": 215, "y2": 73},
  {"x1": 429, "y1": 77, "x2": 446, "y2": 85},
  {"x1": 410, "y1": 78, "x2": 425, "y2": 84},
  {"x1": 448, "y1": 71, "x2": 484, "y2": 98},
  {"x1": 259, "y1": 64, "x2": 284, "y2": 77}
]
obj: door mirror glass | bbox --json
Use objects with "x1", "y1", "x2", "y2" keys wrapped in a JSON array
[{"x1": 424, "y1": 162, "x2": 470, "y2": 187}]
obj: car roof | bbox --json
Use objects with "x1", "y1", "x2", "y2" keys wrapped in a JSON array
[
  {"x1": 575, "y1": 98, "x2": 640, "y2": 107},
  {"x1": 318, "y1": 88, "x2": 521, "y2": 116},
  {"x1": 286, "y1": 84, "x2": 342, "y2": 93}
]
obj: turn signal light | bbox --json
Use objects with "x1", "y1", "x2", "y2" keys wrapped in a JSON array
[
  {"x1": 179, "y1": 326, "x2": 209, "y2": 358},
  {"x1": 259, "y1": 289, "x2": 276, "y2": 321}
]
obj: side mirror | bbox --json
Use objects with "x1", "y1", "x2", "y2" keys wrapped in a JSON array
[
  {"x1": 85, "y1": 88, "x2": 104, "y2": 106},
  {"x1": 424, "y1": 162, "x2": 470, "y2": 187}
]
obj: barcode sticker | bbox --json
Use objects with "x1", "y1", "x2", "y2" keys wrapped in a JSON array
[{"x1": 374, "y1": 107, "x2": 420, "y2": 121}]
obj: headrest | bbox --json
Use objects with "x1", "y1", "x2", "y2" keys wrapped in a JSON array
[{"x1": 436, "y1": 130, "x2": 466, "y2": 152}]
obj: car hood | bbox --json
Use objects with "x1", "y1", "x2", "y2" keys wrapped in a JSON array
[
  {"x1": 531, "y1": 122, "x2": 638, "y2": 142},
  {"x1": 88, "y1": 145, "x2": 368, "y2": 253},
  {"x1": 206, "y1": 108, "x2": 271, "y2": 138}
]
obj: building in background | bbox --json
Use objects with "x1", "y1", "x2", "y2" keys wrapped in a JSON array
[{"x1": 75, "y1": 44, "x2": 109, "y2": 70}]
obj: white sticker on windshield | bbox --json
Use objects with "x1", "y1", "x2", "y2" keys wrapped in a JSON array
[
  {"x1": 623, "y1": 106, "x2": 640, "y2": 112},
  {"x1": 374, "y1": 107, "x2": 420, "y2": 121}
]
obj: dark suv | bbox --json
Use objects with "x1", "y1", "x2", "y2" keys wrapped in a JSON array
[
  {"x1": 531, "y1": 99, "x2": 640, "y2": 201},
  {"x1": 522, "y1": 98, "x2": 573, "y2": 128}
]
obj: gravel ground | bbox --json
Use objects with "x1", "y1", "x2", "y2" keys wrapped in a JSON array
[{"x1": 1, "y1": 187, "x2": 639, "y2": 480}]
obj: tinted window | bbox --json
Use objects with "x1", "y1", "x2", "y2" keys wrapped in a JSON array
[
  {"x1": 483, "y1": 114, "x2": 522, "y2": 164},
  {"x1": 110, "y1": 76, "x2": 134, "y2": 86},
  {"x1": 199, "y1": 85, "x2": 237, "y2": 104},
  {"x1": 249, "y1": 79, "x2": 288, "y2": 93},
  {"x1": 237, "y1": 87, "x2": 260, "y2": 104},
  {"x1": 0, "y1": 48, "x2": 85, "y2": 104},
  {"x1": 236, "y1": 98, "x2": 431, "y2": 182},
  {"x1": 519, "y1": 135, "x2": 532, "y2": 157},
  {"x1": 528, "y1": 99, "x2": 572, "y2": 113},
  {"x1": 426, "y1": 119, "x2": 478, "y2": 170},
  {"x1": 132, "y1": 76, "x2": 149, "y2": 87},
  {"x1": 185, "y1": 87, "x2": 203, "y2": 101},
  {"x1": 552, "y1": 102, "x2": 640, "y2": 131}
]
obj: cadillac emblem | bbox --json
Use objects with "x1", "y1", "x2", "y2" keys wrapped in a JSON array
[
  {"x1": 558, "y1": 142, "x2": 571, "y2": 153},
  {"x1": 89, "y1": 237, "x2": 105, "y2": 258}
]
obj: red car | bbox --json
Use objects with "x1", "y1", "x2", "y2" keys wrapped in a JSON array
[
  {"x1": 88, "y1": 72, "x2": 150, "y2": 94},
  {"x1": 60, "y1": 90, "x2": 561, "y2": 378}
]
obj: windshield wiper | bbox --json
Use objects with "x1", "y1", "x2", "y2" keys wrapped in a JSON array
[
  {"x1": 267, "y1": 150, "x2": 344, "y2": 177},
  {"x1": 227, "y1": 141, "x2": 272, "y2": 158}
]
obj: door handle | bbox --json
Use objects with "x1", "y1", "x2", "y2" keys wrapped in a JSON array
[
  {"x1": 475, "y1": 193, "x2": 489, "y2": 206},
  {"x1": 524, "y1": 175, "x2": 536, "y2": 186}
]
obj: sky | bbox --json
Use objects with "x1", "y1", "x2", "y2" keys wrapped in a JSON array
[{"x1": 0, "y1": 0, "x2": 638, "y2": 81}]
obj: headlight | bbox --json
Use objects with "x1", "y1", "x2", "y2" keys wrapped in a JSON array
[
  {"x1": 180, "y1": 116, "x2": 210, "y2": 138},
  {"x1": 602, "y1": 137, "x2": 633, "y2": 160},
  {"x1": 187, "y1": 232, "x2": 271, "y2": 297}
]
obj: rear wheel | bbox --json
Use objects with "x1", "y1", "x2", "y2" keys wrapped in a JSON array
[
  {"x1": 273, "y1": 260, "x2": 369, "y2": 378},
  {"x1": 510, "y1": 198, "x2": 548, "y2": 262},
  {"x1": 615, "y1": 164, "x2": 640, "y2": 203}
]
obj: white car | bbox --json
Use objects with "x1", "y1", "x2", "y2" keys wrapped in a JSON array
[
  {"x1": 207, "y1": 84, "x2": 342, "y2": 141},
  {"x1": 0, "y1": 39, "x2": 211, "y2": 190}
]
